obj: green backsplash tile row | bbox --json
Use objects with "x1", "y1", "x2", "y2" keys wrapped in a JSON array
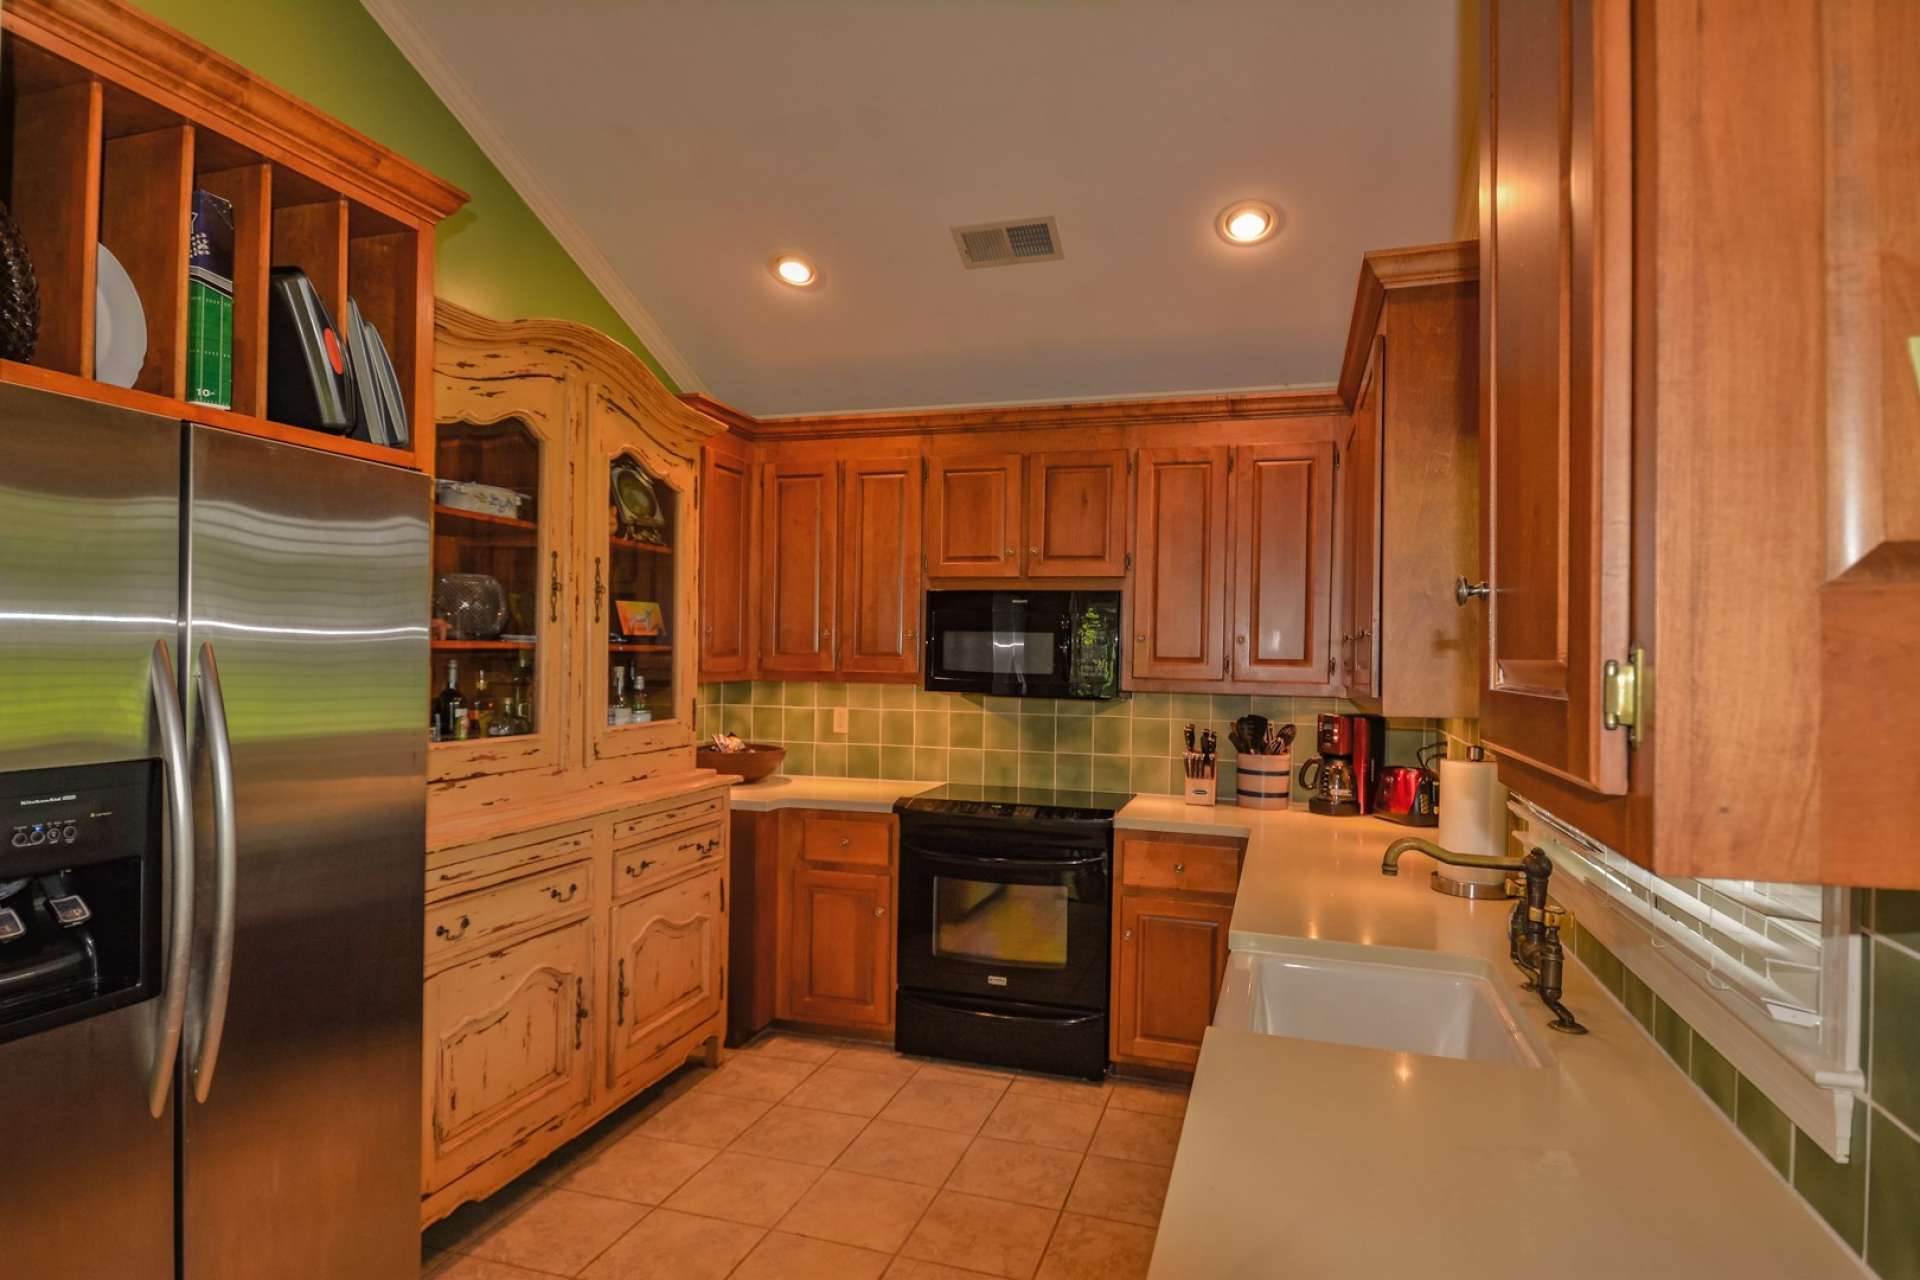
[
  {"x1": 1872, "y1": 937, "x2": 1920, "y2": 1136},
  {"x1": 1736, "y1": 1074, "x2": 1794, "y2": 1177},
  {"x1": 698, "y1": 680, "x2": 1439, "y2": 799},
  {"x1": 1795, "y1": 1105, "x2": 1869, "y2": 1252},
  {"x1": 1868, "y1": 1108, "x2": 1920, "y2": 1280}
]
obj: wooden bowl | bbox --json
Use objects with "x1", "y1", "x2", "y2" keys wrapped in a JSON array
[{"x1": 696, "y1": 742, "x2": 786, "y2": 783}]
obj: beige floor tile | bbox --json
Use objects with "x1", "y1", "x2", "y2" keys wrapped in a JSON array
[
  {"x1": 550, "y1": 1132, "x2": 717, "y2": 1205},
  {"x1": 833, "y1": 1118, "x2": 974, "y2": 1187},
  {"x1": 1007, "y1": 1076, "x2": 1113, "y2": 1107},
  {"x1": 694, "y1": 1052, "x2": 820, "y2": 1102},
  {"x1": 823, "y1": 1042, "x2": 924, "y2": 1080},
  {"x1": 579, "y1": 1207, "x2": 763, "y2": 1280},
  {"x1": 900, "y1": 1190, "x2": 1058, "y2": 1279},
  {"x1": 742, "y1": 1031, "x2": 842, "y2": 1064},
  {"x1": 979, "y1": 1094, "x2": 1104, "y2": 1153},
  {"x1": 636, "y1": 1091, "x2": 773, "y2": 1148},
  {"x1": 915, "y1": 1062, "x2": 1015, "y2": 1093},
  {"x1": 778, "y1": 1168, "x2": 939, "y2": 1252},
  {"x1": 1105, "y1": 1081, "x2": 1188, "y2": 1118},
  {"x1": 462, "y1": 1188, "x2": 647, "y2": 1275},
  {"x1": 427, "y1": 1255, "x2": 558, "y2": 1280},
  {"x1": 660, "y1": 1151, "x2": 823, "y2": 1228},
  {"x1": 784, "y1": 1064, "x2": 910, "y2": 1118},
  {"x1": 421, "y1": 1182, "x2": 541, "y2": 1254},
  {"x1": 731, "y1": 1230, "x2": 894, "y2": 1280},
  {"x1": 729, "y1": 1103, "x2": 870, "y2": 1166},
  {"x1": 1063, "y1": 1155, "x2": 1170, "y2": 1228},
  {"x1": 1034, "y1": 1212, "x2": 1156, "y2": 1280},
  {"x1": 946, "y1": 1136, "x2": 1083, "y2": 1210},
  {"x1": 879, "y1": 1077, "x2": 1002, "y2": 1135},
  {"x1": 1088, "y1": 1110, "x2": 1182, "y2": 1167},
  {"x1": 884, "y1": 1259, "x2": 996, "y2": 1279}
]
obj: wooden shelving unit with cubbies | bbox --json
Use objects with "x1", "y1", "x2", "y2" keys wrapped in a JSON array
[{"x1": 0, "y1": 0, "x2": 466, "y2": 470}]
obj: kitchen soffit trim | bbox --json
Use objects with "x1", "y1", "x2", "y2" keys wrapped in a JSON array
[
  {"x1": 1334, "y1": 240, "x2": 1480, "y2": 408},
  {"x1": 359, "y1": 0, "x2": 706, "y2": 395}
]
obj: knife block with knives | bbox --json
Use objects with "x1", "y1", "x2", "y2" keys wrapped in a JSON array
[{"x1": 1182, "y1": 723, "x2": 1218, "y2": 807}]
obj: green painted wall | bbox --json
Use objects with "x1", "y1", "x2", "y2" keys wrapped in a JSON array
[{"x1": 128, "y1": 0, "x2": 675, "y2": 389}]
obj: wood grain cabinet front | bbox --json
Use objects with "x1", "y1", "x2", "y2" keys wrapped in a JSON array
[
  {"x1": 925, "y1": 452, "x2": 1023, "y2": 578},
  {"x1": 699, "y1": 446, "x2": 756, "y2": 681},
  {"x1": 840, "y1": 456, "x2": 923, "y2": 676},
  {"x1": 760, "y1": 461, "x2": 840, "y2": 676},
  {"x1": 1026, "y1": 448, "x2": 1128, "y2": 577},
  {"x1": 1131, "y1": 447, "x2": 1231, "y2": 683},
  {"x1": 1111, "y1": 831, "x2": 1243, "y2": 1072},
  {"x1": 1230, "y1": 441, "x2": 1337, "y2": 694},
  {"x1": 422, "y1": 919, "x2": 593, "y2": 1195},
  {"x1": 784, "y1": 865, "x2": 893, "y2": 1030},
  {"x1": 608, "y1": 868, "x2": 726, "y2": 1086}
]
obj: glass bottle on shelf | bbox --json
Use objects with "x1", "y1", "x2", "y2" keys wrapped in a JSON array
[
  {"x1": 628, "y1": 664, "x2": 650, "y2": 723},
  {"x1": 509, "y1": 653, "x2": 534, "y2": 736},
  {"x1": 473, "y1": 669, "x2": 498, "y2": 737},
  {"x1": 609, "y1": 665, "x2": 628, "y2": 726},
  {"x1": 435, "y1": 660, "x2": 468, "y2": 742}
]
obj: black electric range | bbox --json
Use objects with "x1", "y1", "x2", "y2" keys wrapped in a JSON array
[{"x1": 892, "y1": 784, "x2": 1130, "y2": 1079}]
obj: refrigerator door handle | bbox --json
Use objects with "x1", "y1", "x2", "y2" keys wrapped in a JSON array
[
  {"x1": 147, "y1": 639, "x2": 196, "y2": 1118},
  {"x1": 188, "y1": 641, "x2": 239, "y2": 1103}
]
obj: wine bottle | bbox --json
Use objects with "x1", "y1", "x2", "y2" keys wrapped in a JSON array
[
  {"x1": 433, "y1": 660, "x2": 465, "y2": 741},
  {"x1": 473, "y1": 669, "x2": 498, "y2": 736},
  {"x1": 609, "y1": 664, "x2": 628, "y2": 726}
]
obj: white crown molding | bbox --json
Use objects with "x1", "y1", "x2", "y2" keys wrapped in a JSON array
[{"x1": 358, "y1": 0, "x2": 705, "y2": 393}]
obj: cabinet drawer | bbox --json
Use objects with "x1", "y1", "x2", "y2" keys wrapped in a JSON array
[
  {"x1": 1119, "y1": 838, "x2": 1241, "y2": 896},
  {"x1": 612, "y1": 793, "x2": 724, "y2": 845},
  {"x1": 800, "y1": 814, "x2": 891, "y2": 868},
  {"x1": 427, "y1": 828, "x2": 595, "y2": 902},
  {"x1": 426, "y1": 859, "x2": 592, "y2": 971},
  {"x1": 615, "y1": 824, "x2": 725, "y2": 899}
]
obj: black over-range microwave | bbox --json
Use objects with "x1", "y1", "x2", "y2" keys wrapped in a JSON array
[{"x1": 923, "y1": 590, "x2": 1121, "y2": 699}]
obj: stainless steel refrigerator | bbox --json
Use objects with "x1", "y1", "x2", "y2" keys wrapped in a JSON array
[{"x1": 0, "y1": 382, "x2": 428, "y2": 1278}]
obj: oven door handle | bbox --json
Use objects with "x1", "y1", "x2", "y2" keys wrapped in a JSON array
[{"x1": 908, "y1": 848, "x2": 1108, "y2": 873}]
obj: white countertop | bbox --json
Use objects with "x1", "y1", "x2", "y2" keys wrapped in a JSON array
[
  {"x1": 1117, "y1": 797, "x2": 1862, "y2": 1279},
  {"x1": 726, "y1": 775, "x2": 937, "y2": 813}
]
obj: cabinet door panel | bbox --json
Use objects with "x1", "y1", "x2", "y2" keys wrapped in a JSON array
[
  {"x1": 609, "y1": 869, "x2": 723, "y2": 1084},
  {"x1": 1480, "y1": 0, "x2": 1631, "y2": 794},
  {"x1": 1111, "y1": 894, "x2": 1231, "y2": 1069},
  {"x1": 422, "y1": 919, "x2": 592, "y2": 1194},
  {"x1": 699, "y1": 447, "x2": 754, "y2": 680},
  {"x1": 760, "y1": 462, "x2": 838, "y2": 675},
  {"x1": 1230, "y1": 441, "x2": 1335, "y2": 691},
  {"x1": 841, "y1": 457, "x2": 922, "y2": 675},
  {"x1": 787, "y1": 866, "x2": 892, "y2": 1029},
  {"x1": 1133, "y1": 448, "x2": 1230, "y2": 682},
  {"x1": 926, "y1": 453, "x2": 1021, "y2": 578},
  {"x1": 1346, "y1": 346, "x2": 1382, "y2": 698},
  {"x1": 1027, "y1": 449, "x2": 1127, "y2": 576}
]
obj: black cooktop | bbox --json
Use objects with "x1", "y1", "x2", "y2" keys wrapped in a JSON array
[{"x1": 895, "y1": 784, "x2": 1131, "y2": 823}]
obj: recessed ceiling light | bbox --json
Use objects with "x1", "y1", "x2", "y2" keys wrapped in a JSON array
[
  {"x1": 771, "y1": 255, "x2": 820, "y2": 288},
  {"x1": 1216, "y1": 200, "x2": 1279, "y2": 246}
]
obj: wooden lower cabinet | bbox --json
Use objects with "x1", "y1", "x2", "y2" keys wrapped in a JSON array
[
  {"x1": 785, "y1": 865, "x2": 893, "y2": 1029},
  {"x1": 1110, "y1": 831, "x2": 1244, "y2": 1072},
  {"x1": 609, "y1": 869, "x2": 725, "y2": 1085},
  {"x1": 422, "y1": 919, "x2": 593, "y2": 1198}
]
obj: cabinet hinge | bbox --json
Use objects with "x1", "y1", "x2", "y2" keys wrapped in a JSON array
[
  {"x1": 1601, "y1": 646, "x2": 1646, "y2": 747},
  {"x1": 921, "y1": 457, "x2": 929, "y2": 480},
  {"x1": 1333, "y1": 448, "x2": 1341, "y2": 472},
  {"x1": 1124, "y1": 551, "x2": 1132, "y2": 572},
  {"x1": 1126, "y1": 453, "x2": 1135, "y2": 476},
  {"x1": 1328, "y1": 656, "x2": 1337, "y2": 678},
  {"x1": 1226, "y1": 451, "x2": 1235, "y2": 473},
  {"x1": 1222, "y1": 653, "x2": 1230, "y2": 676}
]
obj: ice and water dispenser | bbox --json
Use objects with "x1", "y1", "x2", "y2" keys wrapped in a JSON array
[{"x1": 0, "y1": 761, "x2": 161, "y2": 1044}]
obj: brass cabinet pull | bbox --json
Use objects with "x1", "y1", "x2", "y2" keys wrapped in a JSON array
[
  {"x1": 573, "y1": 979, "x2": 588, "y2": 1050},
  {"x1": 1123, "y1": 929, "x2": 1133, "y2": 941},
  {"x1": 548, "y1": 551, "x2": 561, "y2": 622},
  {"x1": 625, "y1": 859, "x2": 655, "y2": 877},
  {"x1": 1003, "y1": 546, "x2": 1014, "y2": 558},
  {"x1": 593, "y1": 557, "x2": 604, "y2": 624},
  {"x1": 1455, "y1": 576, "x2": 1490, "y2": 606},
  {"x1": 1173, "y1": 862, "x2": 1185, "y2": 874},
  {"x1": 874, "y1": 906, "x2": 886, "y2": 918},
  {"x1": 434, "y1": 914, "x2": 471, "y2": 942},
  {"x1": 547, "y1": 882, "x2": 578, "y2": 903},
  {"x1": 616, "y1": 959, "x2": 628, "y2": 1025}
]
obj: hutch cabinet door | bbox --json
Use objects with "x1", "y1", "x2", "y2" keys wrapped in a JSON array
[
  {"x1": 698, "y1": 446, "x2": 755, "y2": 681},
  {"x1": 608, "y1": 869, "x2": 724, "y2": 1086},
  {"x1": 785, "y1": 865, "x2": 892, "y2": 1029},
  {"x1": 1132, "y1": 447, "x2": 1230, "y2": 683},
  {"x1": 760, "y1": 461, "x2": 840, "y2": 676},
  {"x1": 1229, "y1": 440, "x2": 1336, "y2": 692},
  {"x1": 1110, "y1": 893, "x2": 1231, "y2": 1070},
  {"x1": 1025, "y1": 448, "x2": 1128, "y2": 577},
  {"x1": 421, "y1": 919, "x2": 593, "y2": 1195},
  {"x1": 429, "y1": 373, "x2": 573, "y2": 786},
  {"x1": 840, "y1": 456, "x2": 923, "y2": 676},
  {"x1": 925, "y1": 452, "x2": 1022, "y2": 578},
  {"x1": 1478, "y1": 0, "x2": 1632, "y2": 795},
  {"x1": 1343, "y1": 344, "x2": 1383, "y2": 699}
]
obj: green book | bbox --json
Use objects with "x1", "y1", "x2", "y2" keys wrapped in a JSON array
[{"x1": 186, "y1": 190, "x2": 234, "y2": 409}]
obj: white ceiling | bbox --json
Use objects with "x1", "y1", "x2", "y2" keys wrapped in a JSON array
[{"x1": 371, "y1": 0, "x2": 1471, "y2": 417}]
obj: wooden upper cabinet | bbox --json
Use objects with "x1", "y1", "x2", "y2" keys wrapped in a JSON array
[
  {"x1": 840, "y1": 457, "x2": 923, "y2": 675},
  {"x1": 1133, "y1": 447, "x2": 1230, "y2": 682},
  {"x1": 760, "y1": 461, "x2": 838, "y2": 676},
  {"x1": 1026, "y1": 449, "x2": 1128, "y2": 577},
  {"x1": 1344, "y1": 348, "x2": 1383, "y2": 699},
  {"x1": 1479, "y1": 0, "x2": 1632, "y2": 795},
  {"x1": 699, "y1": 447, "x2": 754, "y2": 681},
  {"x1": 1230, "y1": 441, "x2": 1336, "y2": 692},
  {"x1": 926, "y1": 453, "x2": 1021, "y2": 578}
]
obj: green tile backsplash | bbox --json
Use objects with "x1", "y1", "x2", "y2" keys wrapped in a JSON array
[
  {"x1": 697, "y1": 680, "x2": 1440, "y2": 801},
  {"x1": 1568, "y1": 907, "x2": 1920, "y2": 1279}
]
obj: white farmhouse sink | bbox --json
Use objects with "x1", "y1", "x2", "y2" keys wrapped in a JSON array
[{"x1": 1213, "y1": 949, "x2": 1543, "y2": 1067}]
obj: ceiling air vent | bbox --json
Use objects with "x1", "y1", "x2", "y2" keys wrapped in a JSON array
[{"x1": 952, "y1": 216, "x2": 1064, "y2": 269}]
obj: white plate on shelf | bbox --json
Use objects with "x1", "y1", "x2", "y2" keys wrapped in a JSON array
[{"x1": 94, "y1": 242, "x2": 146, "y2": 389}]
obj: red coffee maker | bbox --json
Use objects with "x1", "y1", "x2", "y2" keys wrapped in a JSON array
[{"x1": 1299, "y1": 713, "x2": 1387, "y2": 816}]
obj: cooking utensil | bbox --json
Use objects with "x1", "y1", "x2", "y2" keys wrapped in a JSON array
[{"x1": 433, "y1": 573, "x2": 509, "y2": 640}]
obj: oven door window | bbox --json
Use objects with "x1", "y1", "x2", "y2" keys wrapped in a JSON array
[
  {"x1": 938, "y1": 629, "x2": 1058, "y2": 679},
  {"x1": 932, "y1": 876, "x2": 1068, "y2": 969}
]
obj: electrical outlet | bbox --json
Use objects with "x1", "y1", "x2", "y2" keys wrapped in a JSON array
[{"x1": 833, "y1": 706, "x2": 849, "y2": 734}]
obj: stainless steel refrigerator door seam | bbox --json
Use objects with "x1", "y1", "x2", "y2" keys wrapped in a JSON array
[
  {"x1": 189, "y1": 640, "x2": 237, "y2": 1103},
  {"x1": 147, "y1": 638, "x2": 196, "y2": 1119}
]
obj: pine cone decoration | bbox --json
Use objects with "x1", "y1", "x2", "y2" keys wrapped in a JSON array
[{"x1": 0, "y1": 199, "x2": 41, "y2": 363}]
